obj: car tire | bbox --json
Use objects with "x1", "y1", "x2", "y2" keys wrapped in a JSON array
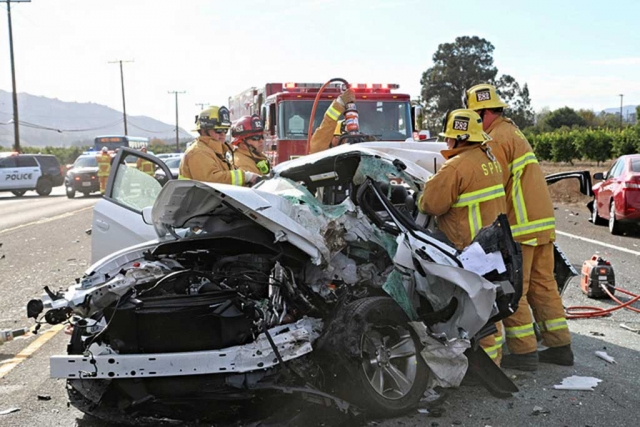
[
  {"x1": 11, "y1": 190, "x2": 26, "y2": 197},
  {"x1": 609, "y1": 201, "x2": 623, "y2": 235},
  {"x1": 318, "y1": 297, "x2": 430, "y2": 417},
  {"x1": 591, "y1": 202, "x2": 606, "y2": 226},
  {"x1": 36, "y1": 178, "x2": 53, "y2": 196},
  {"x1": 66, "y1": 187, "x2": 76, "y2": 198}
]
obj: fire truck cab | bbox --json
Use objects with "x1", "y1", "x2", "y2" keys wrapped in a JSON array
[{"x1": 229, "y1": 82, "x2": 415, "y2": 165}]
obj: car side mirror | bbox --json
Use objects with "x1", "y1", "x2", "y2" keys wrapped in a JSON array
[
  {"x1": 142, "y1": 206, "x2": 153, "y2": 225},
  {"x1": 593, "y1": 172, "x2": 604, "y2": 180}
]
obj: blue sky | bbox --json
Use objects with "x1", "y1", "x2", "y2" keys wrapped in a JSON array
[{"x1": 0, "y1": 0, "x2": 638, "y2": 132}]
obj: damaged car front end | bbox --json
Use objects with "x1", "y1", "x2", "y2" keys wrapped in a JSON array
[{"x1": 27, "y1": 145, "x2": 523, "y2": 423}]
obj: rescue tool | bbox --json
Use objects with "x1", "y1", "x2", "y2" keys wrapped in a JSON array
[{"x1": 581, "y1": 255, "x2": 615, "y2": 299}]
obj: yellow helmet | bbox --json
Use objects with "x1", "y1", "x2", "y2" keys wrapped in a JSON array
[
  {"x1": 333, "y1": 119, "x2": 345, "y2": 136},
  {"x1": 193, "y1": 106, "x2": 231, "y2": 131},
  {"x1": 439, "y1": 109, "x2": 491, "y2": 143},
  {"x1": 463, "y1": 84, "x2": 507, "y2": 111}
]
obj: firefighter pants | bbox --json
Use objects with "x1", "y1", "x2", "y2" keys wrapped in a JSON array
[
  {"x1": 99, "y1": 176, "x2": 108, "y2": 194},
  {"x1": 479, "y1": 321, "x2": 503, "y2": 365},
  {"x1": 503, "y1": 243, "x2": 571, "y2": 354}
]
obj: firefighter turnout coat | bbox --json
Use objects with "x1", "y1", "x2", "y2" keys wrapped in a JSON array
[
  {"x1": 178, "y1": 136, "x2": 245, "y2": 185},
  {"x1": 233, "y1": 145, "x2": 271, "y2": 175},
  {"x1": 309, "y1": 100, "x2": 345, "y2": 154},
  {"x1": 418, "y1": 143, "x2": 507, "y2": 251},
  {"x1": 486, "y1": 116, "x2": 570, "y2": 354}
]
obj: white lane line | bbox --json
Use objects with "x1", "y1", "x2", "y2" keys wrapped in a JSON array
[
  {"x1": 0, "y1": 206, "x2": 93, "y2": 235},
  {"x1": 556, "y1": 230, "x2": 640, "y2": 256}
]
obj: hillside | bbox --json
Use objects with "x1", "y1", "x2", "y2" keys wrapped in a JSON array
[{"x1": 0, "y1": 90, "x2": 191, "y2": 148}]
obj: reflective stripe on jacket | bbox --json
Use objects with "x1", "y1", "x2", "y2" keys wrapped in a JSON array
[
  {"x1": 309, "y1": 100, "x2": 345, "y2": 154},
  {"x1": 486, "y1": 117, "x2": 555, "y2": 245},
  {"x1": 418, "y1": 143, "x2": 507, "y2": 250},
  {"x1": 136, "y1": 158, "x2": 154, "y2": 175},
  {"x1": 178, "y1": 136, "x2": 244, "y2": 185},
  {"x1": 233, "y1": 145, "x2": 270, "y2": 175},
  {"x1": 96, "y1": 154, "x2": 111, "y2": 177}
]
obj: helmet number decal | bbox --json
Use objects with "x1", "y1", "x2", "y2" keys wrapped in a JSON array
[
  {"x1": 476, "y1": 89, "x2": 491, "y2": 102},
  {"x1": 453, "y1": 119, "x2": 469, "y2": 131}
]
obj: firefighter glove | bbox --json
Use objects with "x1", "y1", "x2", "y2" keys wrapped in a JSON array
[{"x1": 337, "y1": 89, "x2": 356, "y2": 106}]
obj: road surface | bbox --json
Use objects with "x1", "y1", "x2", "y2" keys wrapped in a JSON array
[{"x1": 0, "y1": 200, "x2": 639, "y2": 426}]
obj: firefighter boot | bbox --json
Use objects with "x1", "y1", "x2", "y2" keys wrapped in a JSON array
[
  {"x1": 539, "y1": 344, "x2": 574, "y2": 366},
  {"x1": 501, "y1": 351, "x2": 539, "y2": 371}
]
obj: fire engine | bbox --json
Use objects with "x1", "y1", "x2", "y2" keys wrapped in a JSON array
[{"x1": 228, "y1": 82, "x2": 418, "y2": 165}]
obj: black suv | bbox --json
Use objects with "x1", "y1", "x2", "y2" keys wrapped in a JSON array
[
  {"x1": 0, "y1": 154, "x2": 64, "y2": 197},
  {"x1": 65, "y1": 154, "x2": 101, "y2": 198}
]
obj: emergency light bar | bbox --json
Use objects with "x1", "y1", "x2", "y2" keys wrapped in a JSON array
[
  {"x1": 350, "y1": 83, "x2": 399, "y2": 90},
  {"x1": 282, "y1": 82, "x2": 400, "y2": 93}
]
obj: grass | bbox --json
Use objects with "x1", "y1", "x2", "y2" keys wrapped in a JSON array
[{"x1": 540, "y1": 161, "x2": 612, "y2": 206}]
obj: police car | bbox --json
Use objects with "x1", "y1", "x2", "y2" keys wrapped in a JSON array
[{"x1": 0, "y1": 153, "x2": 64, "y2": 197}]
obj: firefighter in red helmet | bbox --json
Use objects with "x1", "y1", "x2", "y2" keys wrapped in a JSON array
[{"x1": 230, "y1": 114, "x2": 271, "y2": 176}]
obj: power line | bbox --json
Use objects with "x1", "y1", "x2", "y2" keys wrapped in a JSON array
[{"x1": 0, "y1": 118, "x2": 124, "y2": 133}]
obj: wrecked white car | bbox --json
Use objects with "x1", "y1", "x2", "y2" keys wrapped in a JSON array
[{"x1": 27, "y1": 145, "x2": 523, "y2": 424}]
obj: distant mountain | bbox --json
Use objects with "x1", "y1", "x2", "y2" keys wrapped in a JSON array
[
  {"x1": 601, "y1": 105, "x2": 637, "y2": 117},
  {"x1": 0, "y1": 90, "x2": 191, "y2": 148}
]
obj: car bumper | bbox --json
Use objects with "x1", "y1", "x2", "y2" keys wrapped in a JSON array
[{"x1": 67, "y1": 179, "x2": 100, "y2": 192}]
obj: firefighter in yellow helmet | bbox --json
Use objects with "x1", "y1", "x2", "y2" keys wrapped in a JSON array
[
  {"x1": 418, "y1": 109, "x2": 507, "y2": 365},
  {"x1": 464, "y1": 83, "x2": 572, "y2": 370},
  {"x1": 309, "y1": 89, "x2": 355, "y2": 154},
  {"x1": 136, "y1": 147, "x2": 154, "y2": 176},
  {"x1": 179, "y1": 106, "x2": 259, "y2": 186},
  {"x1": 96, "y1": 146, "x2": 111, "y2": 195},
  {"x1": 230, "y1": 115, "x2": 271, "y2": 176}
]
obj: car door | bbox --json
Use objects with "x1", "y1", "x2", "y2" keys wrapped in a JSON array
[
  {"x1": 599, "y1": 160, "x2": 623, "y2": 218},
  {"x1": 91, "y1": 147, "x2": 174, "y2": 263},
  {"x1": 0, "y1": 156, "x2": 19, "y2": 190},
  {"x1": 16, "y1": 156, "x2": 42, "y2": 189}
]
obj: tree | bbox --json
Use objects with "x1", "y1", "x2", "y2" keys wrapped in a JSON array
[
  {"x1": 420, "y1": 36, "x2": 533, "y2": 130},
  {"x1": 495, "y1": 75, "x2": 535, "y2": 128},
  {"x1": 420, "y1": 36, "x2": 498, "y2": 118},
  {"x1": 545, "y1": 107, "x2": 586, "y2": 130},
  {"x1": 577, "y1": 109, "x2": 600, "y2": 128}
]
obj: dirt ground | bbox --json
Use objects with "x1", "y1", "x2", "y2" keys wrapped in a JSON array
[{"x1": 540, "y1": 161, "x2": 610, "y2": 206}]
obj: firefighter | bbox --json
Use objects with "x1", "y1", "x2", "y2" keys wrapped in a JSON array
[
  {"x1": 309, "y1": 89, "x2": 355, "y2": 154},
  {"x1": 418, "y1": 109, "x2": 507, "y2": 365},
  {"x1": 179, "y1": 106, "x2": 259, "y2": 186},
  {"x1": 96, "y1": 146, "x2": 111, "y2": 195},
  {"x1": 136, "y1": 147, "x2": 154, "y2": 176},
  {"x1": 464, "y1": 83, "x2": 572, "y2": 370},
  {"x1": 230, "y1": 114, "x2": 271, "y2": 176}
]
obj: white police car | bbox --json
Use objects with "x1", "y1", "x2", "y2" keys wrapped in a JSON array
[{"x1": 0, "y1": 153, "x2": 64, "y2": 197}]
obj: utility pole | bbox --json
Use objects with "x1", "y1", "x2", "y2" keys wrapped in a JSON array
[
  {"x1": 619, "y1": 94, "x2": 624, "y2": 130},
  {"x1": 168, "y1": 91, "x2": 185, "y2": 152},
  {"x1": 195, "y1": 102, "x2": 209, "y2": 111},
  {"x1": 108, "y1": 59, "x2": 133, "y2": 135},
  {"x1": 2, "y1": 0, "x2": 30, "y2": 153}
]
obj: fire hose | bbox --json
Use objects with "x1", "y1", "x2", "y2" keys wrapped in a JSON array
[{"x1": 565, "y1": 285, "x2": 640, "y2": 319}]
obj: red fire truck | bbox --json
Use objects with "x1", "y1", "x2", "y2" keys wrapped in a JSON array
[{"x1": 228, "y1": 82, "x2": 416, "y2": 165}]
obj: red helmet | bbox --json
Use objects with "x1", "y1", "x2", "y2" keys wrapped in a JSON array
[{"x1": 231, "y1": 115, "x2": 264, "y2": 144}]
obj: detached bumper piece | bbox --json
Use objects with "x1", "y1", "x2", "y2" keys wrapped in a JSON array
[{"x1": 51, "y1": 321, "x2": 313, "y2": 380}]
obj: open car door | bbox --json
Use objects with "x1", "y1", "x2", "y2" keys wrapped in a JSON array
[{"x1": 91, "y1": 147, "x2": 174, "y2": 263}]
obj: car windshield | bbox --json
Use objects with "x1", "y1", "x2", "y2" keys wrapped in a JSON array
[
  {"x1": 74, "y1": 156, "x2": 98, "y2": 168},
  {"x1": 631, "y1": 159, "x2": 640, "y2": 173},
  {"x1": 279, "y1": 100, "x2": 411, "y2": 140}
]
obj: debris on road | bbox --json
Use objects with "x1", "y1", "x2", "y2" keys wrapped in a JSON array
[
  {"x1": 37, "y1": 395, "x2": 52, "y2": 401},
  {"x1": 85, "y1": 228, "x2": 92, "y2": 235},
  {"x1": 0, "y1": 408, "x2": 20, "y2": 415},
  {"x1": 590, "y1": 331, "x2": 605, "y2": 336},
  {"x1": 595, "y1": 351, "x2": 616, "y2": 364},
  {"x1": 620, "y1": 323, "x2": 640, "y2": 334},
  {"x1": 554, "y1": 376, "x2": 602, "y2": 391},
  {"x1": 0, "y1": 327, "x2": 30, "y2": 345},
  {"x1": 531, "y1": 405, "x2": 550, "y2": 416}
]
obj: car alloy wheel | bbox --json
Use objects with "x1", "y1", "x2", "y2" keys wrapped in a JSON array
[{"x1": 609, "y1": 201, "x2": 622, "y2": 235}]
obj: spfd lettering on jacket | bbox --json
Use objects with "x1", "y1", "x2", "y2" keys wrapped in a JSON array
[
  {"x1": 5, "y1": 173, "x2": 32, "y2": 181},
  {"x1": 481, "y1": 161, "x2": 503, "y2": 176}
]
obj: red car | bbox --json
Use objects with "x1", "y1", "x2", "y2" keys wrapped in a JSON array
[{"x1": 591, "y1": 154, "x2": 640, "y2": 234}]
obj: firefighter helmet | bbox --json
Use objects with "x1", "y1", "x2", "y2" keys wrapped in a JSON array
[
  {"x1": 230, "y1": 115, "x2": 264, "y2": 143},
  {"x1": 194, "y1": 106, "x2": 231, "y2": 131},
  {"x1": 101, "y1": 146, "x2": 108, "y2": 153},
  {"x1": 439, "y1": 109, "x2": 491, "y2": 143},
  {"x1": 463, "y1": 84, "x2": 508, "y2": 111},
  {"x1": 333, "y1": 119, "x2": 345, "y2": 136}
]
